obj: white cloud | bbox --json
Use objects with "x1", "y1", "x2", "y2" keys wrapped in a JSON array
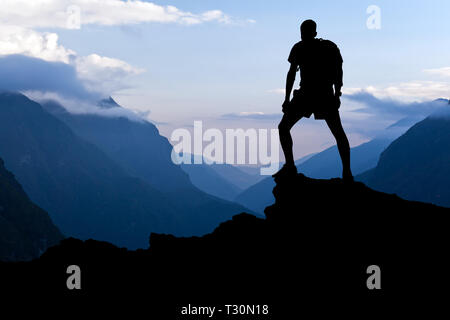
[
  {"x1": 343, "y1": 67, "x2": 450, "y2": 102},
  {"x1": 343, "y1": 81, "x2": 450, "y2": 102},
  {"x1": 0, "y1": 25, "x2": 143, "y2": 95},
  {"x1": 25, "y1": 90, "x2": 146, "y2": 122},
  {"x1": 75, "y1": 54, "x2": 144, "y2": 93},
  {"x1": 268, "y1": 88, "x2": 285, "y2": 95},
  {"x1": 0, "y1": 26, "x2": 75, "y2": 63},
  {"x1": 423, "y1": 67, "x2": 450, "y2": 78},
  {"x1": 0, "y1": 0, "x2": 238, "y2": 28},
  {"x1": 221, "y1": 111, "x2": 281, "y2": 120}
]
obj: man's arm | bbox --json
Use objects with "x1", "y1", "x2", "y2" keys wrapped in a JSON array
[
  {"x1": 334, "y1": 47, "x2": 343, "y2": 96},
  {"x1": 333, "y1": 46, "x2": 343, "y2": 109},
  {"x1": 334, "y1": 71, "x2": 342, "y2": 96},
  {"x1": 283, "y1": 63, "x2": 297, "y2": 112}
]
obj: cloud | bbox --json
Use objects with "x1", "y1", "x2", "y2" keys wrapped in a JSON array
[
  {"x1": 344, "y1": 65, "x2": 450, "y2": 103},
  {"x1": 0, "y1": 1, "x2": 247, "y2": 97},
  {"x1": 126, "y1": 108, "x2": 169, "y2": 125},
  {"x1": 0, "y1": 26, "x2": 143, "y2": 96},
  {"x1": 0, "y1": 26, "x2": 75, "y2": 63},
  {"x1": 340, "y1": 92, "x2": 449, "y2": 139},
  {"x1": 25, "y1": 90, "x2": 147, "y2": 123},
  {"x1": 217, "y1": 93, "x2": 448, "y2": 141},
  {"x1": 0, "y1": 54, "x2": 151, "y2": 123},
  {"x1": 0, "y1": 0, "x2": 239, "y2": 28},
  {"x1": 343, "y1": 81, "x2": 450, "y2": 103},
  {"x1": 0, "y1": 54, "x2": 98, "y2": 99},
  {"x1": 423, "y1": 67, "x2": 450, "y2": 78},
  {"x1": 220, "y1": 111, "x2": 282, "y2": 120},
  {"x1": 268, "y1": 88, "x2": 285, "y2": 95},
  {"x1": 344, "y1": 91, "x2": 448, "y2": 118},
  {"x1": 150, "y1": 119, "x2": 170, "y2": 126},
  {"x1": 75, "y1": 54, "x2": 144, "y2": 93}
]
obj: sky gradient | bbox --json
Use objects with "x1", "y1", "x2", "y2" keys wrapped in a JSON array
[{"x1": 1, "y1": 0, "x2": 449, "y2": 160}]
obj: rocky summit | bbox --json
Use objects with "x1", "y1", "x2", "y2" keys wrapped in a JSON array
[{"x1": 1, "y1": 174, "x2": 449, "y2": 315}]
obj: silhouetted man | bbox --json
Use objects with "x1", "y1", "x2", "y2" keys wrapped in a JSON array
[{"x1": 274, "y1": 19, "x2": 353, "y2": 181}]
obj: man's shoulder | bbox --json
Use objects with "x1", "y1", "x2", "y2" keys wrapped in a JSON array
[
  {"x1": 290, "y1": 41, "x2": 307, "y2": 56},
  {"x1": 318, "y1": 38, "x2": 339, "y2": 49},
  {"x1": 293, "y1": 39, "x2": 339, "y2": 49},
  {"x1": 288, "y1": 41, "x2": 303, "y2": 63},
  {"x1": 291, "y1": 41, "x2": 302, "y2": 50}
]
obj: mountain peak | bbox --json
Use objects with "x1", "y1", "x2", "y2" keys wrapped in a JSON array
[
  {"x1": 97, "y1": 96, "x2": 121, "y2": 109},
  {"x1": 432, "y1": 98, "x2": 450, "y2": 104}
]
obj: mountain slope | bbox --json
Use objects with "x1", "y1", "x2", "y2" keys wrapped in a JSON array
[
  {"x1": 177, "y1": 154, "x2": 265, "y2": 201},
  {"x1": 0, "y1": 91, "x2": 178, "y2": 248},
  {"x1": 359, "y1": 116, "x2": 450, "y2": 207},
  {"x1": 42, "y1": 98, "x2": 191, "y2": 192},
  {"x1": 180, "y1": 162, "x2": 243, "y2": 201},
  {"x1": 236, "y1": 138, "x2": 392, "y2": 213},
  {"x1": 0, "y1": 157, "x2": 63, "y2": 261},
  {"x1": 208, "y1": 163, "x2": 266, "y2": 190}
]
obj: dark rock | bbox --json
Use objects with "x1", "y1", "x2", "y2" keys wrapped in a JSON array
[{"x1": 1, "y1": 174, "x2": 448, "y2": 314}]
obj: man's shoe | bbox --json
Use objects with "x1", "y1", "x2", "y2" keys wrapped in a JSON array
[{"x1": 272, "y1": 163, "x2": 297, "y2": 178}]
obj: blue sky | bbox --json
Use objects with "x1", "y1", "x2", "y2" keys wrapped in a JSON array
[{"x1": 1, "y1": 0, "x2": 449, "y2": 159}]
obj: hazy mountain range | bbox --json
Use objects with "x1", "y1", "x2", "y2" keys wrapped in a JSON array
[
  {"x1": 1, "y1": 90, "x2": 448, "y2": 261},
  {"x1": 0, "y1": 92, "x2": 249, "y2": 249},
  {"x1": 179, "y1": 154, "x2": 265, "y2": 201}
]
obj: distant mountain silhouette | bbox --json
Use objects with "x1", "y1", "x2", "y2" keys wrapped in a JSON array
[
  {"x1": 179, "y1": 154, "x2": 266, "y2": 201},
  {"x1": 0, "y1": 92, "x2": 249, "y2": 248},
  {"x1": 358, "y1": 116, "x2": 450, "y2": 207},
  {"x1": 236, "y1": 138, "x2": 392, "y2": 213},
  {"x1": 180, "y1": 161, "x2": 243, "y2": 201},
  {"x1": 42, "y1": 97, "x2": 254, "y2": 221},
  {"x1": 0, "y1": 157, "x2": 63, "y2": 261},
  {"x1": 97, "y1": 96, "x2": 121, "y2": 109},
  {"x1": 207, "y1": 163, "x2": 266, "y2": 190},
  {"x1": 42, "y1": 97, "x2": 191, "y2": 192},
  {"x1": 1, "y1": 174, "x2": 448, "y2": 313},
  {"x1": 386, "y1": 116, "x2": 424, "y2": 130}
]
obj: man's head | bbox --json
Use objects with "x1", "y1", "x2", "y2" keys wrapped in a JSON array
[{"x1": 300, "y1": 19, "x2": 317, "y2": 40}]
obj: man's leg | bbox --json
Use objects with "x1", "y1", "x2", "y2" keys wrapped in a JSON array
[
  {"x1": 278, "y1": 113, "x2": 302, "y2": 167},
  {"x1": 325, "y1": 112, "x2": 353, "y2": 180}
]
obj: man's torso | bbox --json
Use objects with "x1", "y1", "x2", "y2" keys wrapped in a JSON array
[{"x1": 288, "y1": 38, "x2": 341, "y2": 91}]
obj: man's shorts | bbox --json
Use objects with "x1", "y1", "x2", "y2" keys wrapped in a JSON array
[{"x1": 283, "y1": 87, "x2": 338, "y2": 123}]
